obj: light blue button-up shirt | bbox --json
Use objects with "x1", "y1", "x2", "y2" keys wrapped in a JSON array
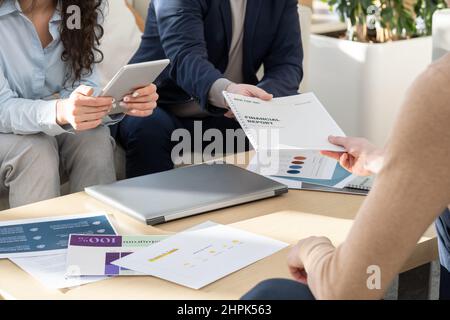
[{"x1": 0, "y1": 0, "x2": 100, "y2": 136}]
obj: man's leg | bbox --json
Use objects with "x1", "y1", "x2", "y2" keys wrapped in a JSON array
[
  {"x1": 440, "y1": 265, "x2": 450, "y2": 300},
  {"x1": 0, "y1": 133, "x2": 60, "y2": 208},
  {"x1": 56, "y1": 126, "x2": 116, "y2": 193},
  {"x1": 117, "y1": 108, "x2": 180, "y2": 178},
  {"x1": 242, "y1": 279, "x2": 316, "y2": 300}
]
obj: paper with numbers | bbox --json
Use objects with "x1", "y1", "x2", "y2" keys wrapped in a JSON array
[{"x1": 112, "y1": 222, "x2": 288, "y2": 289}]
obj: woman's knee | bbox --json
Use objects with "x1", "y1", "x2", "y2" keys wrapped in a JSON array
[
  {"x1": 71, "y1": 126, "x2": 115, "y2": 164},
  {"x1": 61, "y1": 127, "x2": 116, "y2": 188},
  {"x1": 1, "y1": 134, "x2": 60, "y2": 191},
  {"x1": 12, "y1": 134, "x2": 59, "y2": 172}
]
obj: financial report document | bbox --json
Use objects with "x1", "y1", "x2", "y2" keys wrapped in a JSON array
[{"x1": 223, "y1": 92, "x2": 346, "y2": 152}]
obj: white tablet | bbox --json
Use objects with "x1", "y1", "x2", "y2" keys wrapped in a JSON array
[{"x1": 100, "y1": 59, "x2": 170, "y2": 115}]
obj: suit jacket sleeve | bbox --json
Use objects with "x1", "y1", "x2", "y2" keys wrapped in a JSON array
[
  {"x1": 152, "y1": 0, "x2": 224, "y2": 110},
  {"x1": 257, "y1": 0, "x2": 303, "y2": 97}
]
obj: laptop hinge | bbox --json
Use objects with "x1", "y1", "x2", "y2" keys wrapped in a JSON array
[{"x1": 147, "y1": 216, "x2": 166, "y2": 226}]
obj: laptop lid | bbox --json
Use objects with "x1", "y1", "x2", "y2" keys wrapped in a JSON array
[{"x1": 85, "y1": 164, "x2": 288, "y2": 225}]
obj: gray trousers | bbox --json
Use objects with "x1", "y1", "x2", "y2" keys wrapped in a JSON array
[{"x1": 0, "y1": 126, "x2": 116, "y2": 208}]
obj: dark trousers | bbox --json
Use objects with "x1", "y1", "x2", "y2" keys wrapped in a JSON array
[
  {"x1": 115, "y1": 108, "x2": 249, "y2": 178},
  {"x1": 242, "y1": 279, "x2": 315, "y2": 300},
  {"x1": 441, "y1": 265, "x2": 450, "y2": 300}
]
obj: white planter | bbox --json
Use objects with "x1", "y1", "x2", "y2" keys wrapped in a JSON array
[
  {"x1": 433, "y1": 9, "x2": 450, "y2": 60},
  {"x1": 308, "y1": 35, "x2": 432, "y2": 146}
]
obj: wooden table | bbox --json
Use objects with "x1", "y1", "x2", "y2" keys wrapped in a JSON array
[{"x1": 0, "y1": 153, "x2": 438, "y2": 300}]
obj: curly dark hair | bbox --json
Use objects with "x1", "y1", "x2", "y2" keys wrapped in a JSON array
[
  {"x1": 1, "y1": 0, "x2": 104, "y2": 84},
  {"x1": 60, "y1": 0, "x2": 105, "y2": 84}
]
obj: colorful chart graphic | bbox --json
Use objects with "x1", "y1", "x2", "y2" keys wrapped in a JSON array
[
  {"x1": 248, "y1": 150, "x2": 338, "y2": 181},
  {"x1": 287, "y1": 155, "x2": 308, "y2": 175}
]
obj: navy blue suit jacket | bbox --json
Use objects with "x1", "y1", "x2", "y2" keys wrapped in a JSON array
[{"x1": 131, "y1": 0, "x2": 303, "y2": 113}]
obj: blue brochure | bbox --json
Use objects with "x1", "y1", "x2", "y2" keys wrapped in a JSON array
[{"x1": 0, "y1": 213, "x2": 117, "y2": 258}]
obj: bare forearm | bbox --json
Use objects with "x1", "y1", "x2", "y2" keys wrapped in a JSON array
[
  {"x1": 302, "y1": 55, "x2": 450, "y2": 300},
  {"x1": 364, "y1": 148, "x2": 384, "y2": 175}
]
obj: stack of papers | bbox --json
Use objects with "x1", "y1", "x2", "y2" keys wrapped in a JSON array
[
  {"x1": 66, "y1": 235, "x2": 167, "y2": 276},
  {"x1": 0, "y1": 213, "x2": 117, "y2": 289},
  {"x1": 12, "y1": 254, "x2": 106, "y2": 290},
  {"x1": 0, "y1": 213, "x2": 117, "y2": 258},
  {"x1": 2, "y1": 216, "x2": 287, "y2": 290}
]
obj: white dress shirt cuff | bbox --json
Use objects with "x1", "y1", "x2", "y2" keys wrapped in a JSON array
[
  {"x1": 208, "y1": 78, "x2": 233, "y2": 109},
  {"x1": 36, "y1": 100, "x2": 68, "y2": 136}
]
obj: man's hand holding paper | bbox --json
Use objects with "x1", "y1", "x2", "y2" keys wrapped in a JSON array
[{"x1": 223, "y1": 84, "x2": 273, "y2": 119}]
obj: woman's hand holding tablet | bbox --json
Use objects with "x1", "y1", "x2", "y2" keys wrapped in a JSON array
[
  {"x1": 56, "y1": 60, "x2": 169, "y2": 131},
  {"x1": 56, "y1": 85, "x2": 114, "y2": 131},
  {"x1": 119, "y1": 83, "x2": 159, "y2": 118},
  {"x1": 100, "y1": 59, "x2": 170, "y2": 117}
]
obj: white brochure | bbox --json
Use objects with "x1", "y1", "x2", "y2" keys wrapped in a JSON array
[{"x1": 112, "y1": 222, "x2": 288, "y2": 289}]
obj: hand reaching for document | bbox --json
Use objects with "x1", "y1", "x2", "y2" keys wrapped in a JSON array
[{"x1": 321, "y1": 136, "x2": 384, "y2": 176}]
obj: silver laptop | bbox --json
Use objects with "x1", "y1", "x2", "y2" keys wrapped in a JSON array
[{"x1": 85, "y1": 163, "x2": 288, "y2": 225}]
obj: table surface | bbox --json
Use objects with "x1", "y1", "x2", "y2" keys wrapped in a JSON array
[{"x1": 0, "y1": 153, "x2": 438, "y2": 300}]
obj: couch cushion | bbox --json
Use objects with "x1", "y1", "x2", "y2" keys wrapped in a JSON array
[
  {"x1": 98, "y1": 0, "x2": 143, "y2": 87},
  {"x1": 0, "y1": 195, "x2": 8, "y2": 211}
]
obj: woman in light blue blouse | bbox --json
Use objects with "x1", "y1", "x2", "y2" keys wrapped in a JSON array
[{"x1": 0, "y1": 0, "x2": 158, "y2": 207}]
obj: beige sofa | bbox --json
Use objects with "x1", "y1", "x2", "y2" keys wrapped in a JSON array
[{"x1": 0, "y1": 1, "x2": 311, "y2": 210}]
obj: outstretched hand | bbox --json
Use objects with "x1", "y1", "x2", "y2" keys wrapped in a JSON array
[{"x1": 321, "y1": 136, "x2": 384, "y2": 176}]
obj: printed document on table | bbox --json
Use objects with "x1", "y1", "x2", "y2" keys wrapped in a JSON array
[
  {"x1": 11, "y1": 254, "x2": 106, "y2": 290},
  {"x1": 223, "y1": 92, "x2": 346, "y2": 152},
  {"x1": 0, "y1": 213, "x2": 117, "y2": 258},
  {"x1": 66, "y1": 234, "x2": 168, "y2": 276},
  {"x1": 112, "y1": 222, "x2": 288, "y2": 289}
]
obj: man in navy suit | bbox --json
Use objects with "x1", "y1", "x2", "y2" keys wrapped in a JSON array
[{"x1": 117, "y1": 0, "x2": 303, "y2": 177}]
